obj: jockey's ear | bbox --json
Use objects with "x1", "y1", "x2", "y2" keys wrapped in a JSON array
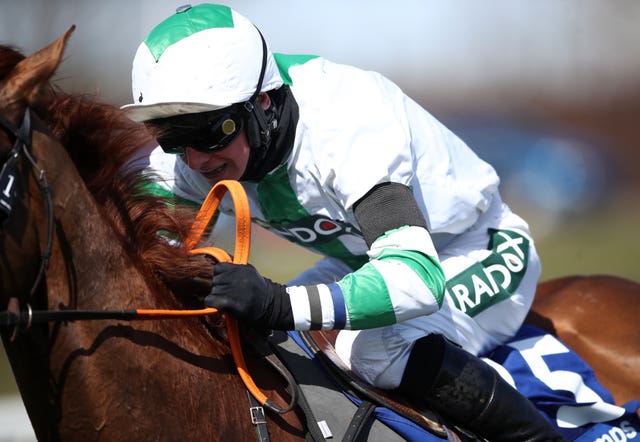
[{"x1": 257, "y1": 92, "x2": 271, "y2": 111}]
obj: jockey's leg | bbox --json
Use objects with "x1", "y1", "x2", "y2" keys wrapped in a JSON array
[
  {"x1": 337, "y1": 195, "x2": 563, "y2": 439},
  {"x1": 398, "y1": 333, "x2": 566, "y2": 442}
]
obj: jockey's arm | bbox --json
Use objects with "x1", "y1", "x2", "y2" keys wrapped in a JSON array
[
  {"x1": 284, "y1": 181, "x2": 445, "y2": 330},
  {"x1": 206, "y1": 181, "x2": 446, "y2": 331}
]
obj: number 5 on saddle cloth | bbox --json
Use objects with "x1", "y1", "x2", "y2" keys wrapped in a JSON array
[{"x1": 271, "y1": 325, "x2": 640, "y2": 442}]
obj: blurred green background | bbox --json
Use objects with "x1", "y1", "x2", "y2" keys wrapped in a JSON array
[{"x1": 254, "y1": 199, "x2": 640, "y2": 285}]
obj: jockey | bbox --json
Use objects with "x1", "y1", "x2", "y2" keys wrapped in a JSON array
[{"x1": 123, "y1": 4, "x2": 564, "y2": 441}]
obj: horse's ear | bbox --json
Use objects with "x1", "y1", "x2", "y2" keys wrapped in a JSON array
[{"x1": 0, "y1": 25, "x2": 75, "y2": 119}]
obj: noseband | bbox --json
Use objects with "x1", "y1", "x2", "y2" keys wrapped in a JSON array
[{"x1": 0, "y1": 108, "x2": 54, "y2": 326}]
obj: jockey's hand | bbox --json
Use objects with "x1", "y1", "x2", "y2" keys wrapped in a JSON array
[{"x1": 204, "y1": 262, "x2": 294, "y2": 330}]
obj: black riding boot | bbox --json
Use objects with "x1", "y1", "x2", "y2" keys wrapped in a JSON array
[{"x1": 398, "y1": 334, "x2": 566, "y2": 441}]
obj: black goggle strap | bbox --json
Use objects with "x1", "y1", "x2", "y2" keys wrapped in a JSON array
[
  {"x1": 243, "y1": 28, "x2": 275, "y2": 150},
  {"x1": 245, "y1": 27, "x2": 268, "y2": 108}
]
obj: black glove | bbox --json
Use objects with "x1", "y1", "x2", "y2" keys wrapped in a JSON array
[{"x1": 204, "y1": 262, "x2": 294, "y2": 330}]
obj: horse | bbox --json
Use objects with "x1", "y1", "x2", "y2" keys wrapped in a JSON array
[
  {"x1": 0, "y1": 28, "x2": 306, "y2": 441},
  {"x1": 1, "y1": 28, "x2": 638, "y2": 441},
  {"x1": 527, "y1": 275, "x2": 640, "y2": 405}
]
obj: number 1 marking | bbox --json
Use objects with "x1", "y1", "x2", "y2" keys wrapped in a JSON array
[{"x1": 2, "y1": 174, "x2": 15, "y2": 198}]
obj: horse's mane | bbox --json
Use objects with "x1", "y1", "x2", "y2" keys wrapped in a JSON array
[{"x1": 1, "y1": 45, "x2": 213, "y2": 303}]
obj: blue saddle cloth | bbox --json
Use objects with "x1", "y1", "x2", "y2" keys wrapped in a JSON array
[{"x1": 290, "y1": 325, "x2": 640, "y2": 441}]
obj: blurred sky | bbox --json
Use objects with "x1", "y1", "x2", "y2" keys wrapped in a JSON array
[{"x1": 2, "y1": 0, "x2": 640, "y2": 110}]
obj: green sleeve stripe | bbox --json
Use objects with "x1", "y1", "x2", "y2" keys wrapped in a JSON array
[
  {"x1": 378, "y1": 249, "x2": 446, "y2": 307},
  {"x1": 337, "y1": 263, "x2": 396, "y2": 329},
  {"x1": 256, "y1": 164, "x2": 367, "y2": 270}
]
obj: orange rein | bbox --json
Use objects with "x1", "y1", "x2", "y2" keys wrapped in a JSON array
[
  {"x1": 187, "y1": 180, "x2": 273, "y2": 408},
  {"x1": 138, "y1": 180, "x2": 273, "y2": 411}
]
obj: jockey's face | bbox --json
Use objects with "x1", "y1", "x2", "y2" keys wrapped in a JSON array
[
  {"x1": 157, "y1": 93, "x2": 272, "y2": 185},
  {"x1": 181, "y1": 129, "x2": 251, "y2": 184}
]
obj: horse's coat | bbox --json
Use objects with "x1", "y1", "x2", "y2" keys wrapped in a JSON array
[{"x1": 528, "y1": 275, "x2": 640, "y2": 405}]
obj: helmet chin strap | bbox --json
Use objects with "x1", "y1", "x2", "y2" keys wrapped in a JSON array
[
  {"x1": 243, "y1": 28, "x2": 276, "y2": 150},
  {"x1": 240, "y1": 27, "x2": 283, "y2": 181},
  {"x1": 245, "y1": 96, "x2": 278, "y2": 149},
  {"x1": 240, "y1": 85, "x2": 298, "y2": 182}
]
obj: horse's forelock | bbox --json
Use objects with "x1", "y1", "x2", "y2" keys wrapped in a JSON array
[
  {"x1": 0, "y1": 45, "x2": 26, "y2": 80},
  {"x1": 49, "y1": 96, "x2": 213, "y2": 297}
]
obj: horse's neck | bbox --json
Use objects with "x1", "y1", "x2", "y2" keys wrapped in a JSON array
[
  {"x1": 36, "y1": 130, "x2": 157, "y2": 311},
  {"x1": 15, "y1": 132, "x2": 239, "y2": 440},
  {"x1": 9, "y1": 130, "x2": 168, "y2": 439},
  {"x1": 47, "y1": 170, "x2": 154, "y2": 311}
]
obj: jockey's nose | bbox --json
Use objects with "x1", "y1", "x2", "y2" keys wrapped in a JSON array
[{"x1": 184, "y1": 147, "x2": 211, "y2": 170}]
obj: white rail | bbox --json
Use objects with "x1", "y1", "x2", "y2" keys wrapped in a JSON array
[{"x1": 0, "y1": 396, "x2": 35, "y2": 442}]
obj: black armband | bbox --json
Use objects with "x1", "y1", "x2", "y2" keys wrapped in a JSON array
[{"x1": 353, "y1": 182, "x2": 428, "y2": 247}]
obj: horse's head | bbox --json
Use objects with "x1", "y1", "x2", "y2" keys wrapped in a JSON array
[
  {"x1": 0, "y1": 27, "x2": 76, "y2": 331},
  {"x1": 1, "y1": 27, "x2": 214, "y2": 337},
  {"x1": 0, "y1": 28, "x2": 249, "y2": 442}
]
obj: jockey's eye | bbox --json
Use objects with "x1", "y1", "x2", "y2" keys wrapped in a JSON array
[{"x1": 146, "y1": 106, "x2": 244, "y2": 155}]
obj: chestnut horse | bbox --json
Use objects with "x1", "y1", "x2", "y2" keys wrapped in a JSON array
[
  {"x1": 0, "y1": 28, "x2": 306, "y2": 441},
  {"x1": 527, "y1": 275, "x2": 640, "y2": 405},
  {"x1": 0, "y1": 28, "x2": 638, "y2": 441}
]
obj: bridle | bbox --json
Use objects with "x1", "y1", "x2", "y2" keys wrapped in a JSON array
[
  {"x1": 0, "y1": 113, "x2": 298, "y2": 417},
  {"x1": 0, "y1": 107, "x2": 54, "y2": 302}
]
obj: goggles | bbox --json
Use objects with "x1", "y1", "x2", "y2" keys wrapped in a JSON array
[{"x1": 146, "y1": 105, "x2": 244, "y2": 155}]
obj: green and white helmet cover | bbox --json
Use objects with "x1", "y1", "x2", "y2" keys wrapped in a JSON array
[{"x1": 122, "y1": 3, "x2": 283, "y2": 122}]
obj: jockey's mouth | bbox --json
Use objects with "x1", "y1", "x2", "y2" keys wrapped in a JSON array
[{"x1": 201, "y1": 163, "x2": 228, "y2": 179}]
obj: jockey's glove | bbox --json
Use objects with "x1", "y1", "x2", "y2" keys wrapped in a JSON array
[{"x1": 204, "y1": 262, "x2": 294, "y2": 330}]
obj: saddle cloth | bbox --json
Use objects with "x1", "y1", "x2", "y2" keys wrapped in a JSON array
[{"x1": 273, "y1": 325, "x2": 640, "y2": 441}]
